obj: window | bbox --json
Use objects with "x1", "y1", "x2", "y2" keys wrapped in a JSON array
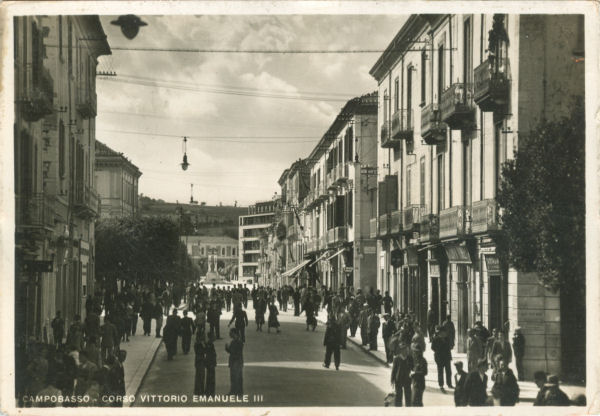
[
  {"x1": 59, "y1": 120, "x2": 65, "y2": 178},
  {"x1": 59, "y1": 16, "x2": 63, "y2": 60},
  {"x1": 394, "y1": 77, "x2": 400, "y2": 111},
  {"x1": 420, "y1": 156, "x2": 426, "y2": 207},
  {"x1": 68, "y1": 18, "x2": 72, "y2": 76},
  {"x1": 406, "y1": 165, "x2": 412, "y2": 206},
  {"x1": 232, "y1": 248, "x2": 236, "y2": 256},
  {"x1": 383, "y1": 88, "x2": 388, "y2": 122},
  {"x1": 494, "y1": 122, "x2": 506, "y2": 196},
  {"x1": 464, "y1": 17, "x2": 473, "y2": 84},
  {"x1": 406, "y1": 66, "x2": 413, "y2": 127},
  {"x1": 437, "y1": 43, "x2": 445, "y2": 101},
  {"x1": 421, "y1": 49, "x2": 427, "y2": 105},
  {"x1": 222, "y1": 248, "x2": 225, "y2": 256},
  {"x1": 463, "y1": 137, "x2": 472, "y2": 206},
  {"x1": 437, "y1": 154, "x2": 445, "y2": 213}
]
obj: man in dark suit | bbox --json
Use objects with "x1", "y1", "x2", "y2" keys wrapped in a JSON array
[
  {"x1": 464, "y1": 358, "x2": 489, "y2": 406},
  {"x1": 322, "y1": 319, "x2": 342, "y2": 370}
]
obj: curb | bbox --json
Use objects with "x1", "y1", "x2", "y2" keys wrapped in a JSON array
[{"x1": 127, "y1": 337, "x2": 163, "y2": 407}]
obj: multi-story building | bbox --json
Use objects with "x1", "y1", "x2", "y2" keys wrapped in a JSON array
[
  {"x1": 238, "y1": 198, "x2": 280, "y2": 285},
  {"x1": 370, "y1": 14, "x2": 584, "y2": 378},
  {"x1": 299, "y1": 93, "x2": 379, "y2": 292},
  {"x1": 14, "y1": 16, "x2": 110, "y2": 345},
  {"x1": 183, "y1": 235, "x2": 238, "y2": 281},
  {"x1": 95, "y1": 140, "x2": 142, "y2": 218}
]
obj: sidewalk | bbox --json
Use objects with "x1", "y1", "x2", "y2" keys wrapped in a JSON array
[{"x1": 316, "y1": 312, "x2": 585, "y2": 404}]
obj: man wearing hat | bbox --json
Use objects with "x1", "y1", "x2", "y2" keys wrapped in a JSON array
[
  {"x1": 431, "y1": 325, "x2": 453, "y2": 389},
  {"x1": 410, "y1": 343, "x2": 427, "y2": 406},
  {"x1": 453, "y1": 361, "x2": 468, "y2": 406},
  {"x1": 391, "y1": 342, "x2": 414, "y2": 406},
  {"x1": 464, "y1": 358, "x2": 489, "y2": 406}
]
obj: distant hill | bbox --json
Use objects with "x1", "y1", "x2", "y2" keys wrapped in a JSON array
[{"x1": 139, "y1": 196, "x2": 247, "y2": 239}]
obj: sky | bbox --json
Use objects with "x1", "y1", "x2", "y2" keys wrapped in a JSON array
[{"x1": 96, "y1": 15, "x2": 407, "y2": 206}]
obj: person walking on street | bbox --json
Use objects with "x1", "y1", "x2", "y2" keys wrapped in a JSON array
[
  {"x1": 431, "y1": 325, "x2": 453, "y2": 390},
  {"x1": 537, "y1": 375, "x2": 571, "y2": 406},
  {"x1": 453, "y1": 361, "x2": 468, "y2": 406},
  {"x1": 383, "y1": 291, "x2": 393, "y2": 315},
  {"x1": 154, "y1": 301, "x2": 164, "y2": 338},
  {"x1": 512, "y1": 327, "x2": 525, "y2": 381},
  {"x1": 225, "y1": 328, "x2": 244, "y2": 395},
  {"x1": 164, "y1": 308, "x2": 181, "y2": 360},
  {"x1": 293, "y1": 288, "x2": 301, "y2": 316},
  {"x1": 410, "y1": 344, "x2": 427, "y2": 407},
  {"x1": 338, "y1": 310, "x2": 350, "y2": 349},
  {"x1": 467, "y1": 328, "x2": 484, "y2": 373},
  {"x1": 442, "y1": 315, "x2": 455, "y2": 351},
  {"x1": 427, "y1": 306, "x2": 436, "y2": 340},
  {"x1": 205, "y1": 333, "x2": 217, "y2": 396},
  {"x1": 391, "y1": 342, "x2": 414, "y2": 407},
  {"x1": 304, "y1": 298, "x2": 317, "y2": 331},
  {"x1": 486, "y1": 328, "x2": 498, "y2": 367},
  {"x1": 180, "y1": 310, "x2": 195, "y2": 354},
  {"x1": 348, "y1": 297, "x2": 360, "y2": 337},
  {"x1": 228, "y1": 304, "x2": 249, "y2": 343},
  {"x1": 368, "y1": 309, "x2": 380, "y2": 351},
  {"x1": 141, "y1": 299, "x2": 153, "y2": 336},
  {"x1": 100, "y1": 316, "x2": 118, "y2": 364},
  {"x1": 255, "y1": 295, "x2": 266, "y2": 332},
  {"x1": 208, "y1": 302, "x2": 222, "y2": 340},
  {"x1": 464, "y1": 358, "x2": 489, "y2": 406},
  {"x1": 322, "y1": 318, "x2": 341, "y2": 370},
  {"x1": 51, "y1": 311, "x2": 65, "y2": 348},
  {"x1": 267, "y1": 301, "x2": 281, "y2": 334},
  {"x1": 359, "y1": 305, "x2": 370, "y2": 346},
  {"x1": 194, "y1": 332, "x2": 208, "y2": 395},
  {"x1": 491, "y1": 357, "x2": 520, "y2": 406}
]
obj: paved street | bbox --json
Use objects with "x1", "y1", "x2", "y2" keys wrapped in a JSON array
[{"x1": 134, "y1": 303, "x2": 461, "y2": 407}]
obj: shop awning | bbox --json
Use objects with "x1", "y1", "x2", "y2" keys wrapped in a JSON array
[
  {"x1": 444, "y1": 244, "x2": 472, "y2": 264},
  {"x1": 309, "y1": 250, "x2": 330, "y2": 266},
  {"x1": 281, "y1": 259, "x2": 311, "y2": 277},
  {"x1": 326, "y1": 248, "x2": 346, "y2": 262}
]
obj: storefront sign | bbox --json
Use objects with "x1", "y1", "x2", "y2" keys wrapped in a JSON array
[
  {"x1": 363, "y1": 246, "x2": 376, "y2": 254},
  {"x1": 22, "y1": 260, "x2": 53, "y2": 273},
  {"x1": 484, "y1": 254, "x2": 501, "y2": 274},
  {"x1": 429, "y1": 262, "x2": 440, "y2": 277},
  {"x1": 344, "y1": 267, "x2": 354, "y2": 273}
]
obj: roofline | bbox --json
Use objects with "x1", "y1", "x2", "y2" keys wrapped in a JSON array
[{"x1": 369, "y1": 14, "x2": 446, "y2": 82}]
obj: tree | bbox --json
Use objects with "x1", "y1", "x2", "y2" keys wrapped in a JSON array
[{"x1": 496, "y1": 97, "x2": 585, "y2": 381}]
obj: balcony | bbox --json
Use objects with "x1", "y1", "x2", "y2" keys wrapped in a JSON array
[
  {"x1": 18, "y1": 67, "x2": 54, "y2": 122},
  {"x1": 15, "y1": 193, "x2": 55, "y2": 230},
  {"x1": 369, "y1": 218, "x2": 378, "y2": 239},
  {"x1": 327, "y1": 169, "x2": 337, "y2": 190},
  {"x1": 419, "y1": 214, "x2": 439, "y2": 243},
  {"x1": 474, "y1": 57, "x2": 510, "y2": 112},
  {"x1": 378, "y1": 213, "x2": 390, "y2": 238},
  {"x1": 77, "y1": 84, "x2": 97, "y2": 119},
  {"x1": 380, "y1": 121, "x2": 392, "y2": 148},
  {"x1": 439, "y1": 206, "x2": 469, "y2": 239},
  {"x1": 420, "y1": 103, "x2": 447, "y2": 145},
  {"x1": 334, "y1": 163, "x2": 350, "y2": 185},
  {"x1": 390, "y1": 210, "x2": 402, "y2": 234},
  {"x1": 316, "y1": 182, "x2": 328, "y2": 202},
  {"x1": 334, "y1": 226, "x2": 348, "y2": 244},
  {"x1": 402, "y1": 204, "x2": 424, "y2": 233},
  {"x1": 440, "y1": 83, "x2": 476, "y2": 130},
  {"x1": 306, "y1": 239, "x2": 318, "y2": 253},
  {"x1": 471, "y1": 199, "x2": 500, "y2": 234},
  {"x1": 327, "y1": 228, "x2": 336, "y2": 247},
  {"x1": 391, "y1": 109, "x2": 414, "y2": 141},
  {"x1": 74, "y1": 183, "x2": 99, "y2": 218}
]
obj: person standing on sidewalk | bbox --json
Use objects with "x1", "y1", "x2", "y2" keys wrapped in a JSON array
[
  {"x1": 348, "y1": 296, "x2": 360, "y2": 338},
  {"x1": 442, "y1": 315, "x2": 455, "y2": 351},
  {"x1": 180, "y1": 310, "x2": 195, "y2": 354},
  {"x1": 164, "y1": 308, "x2": 181, "y2": 361},
  {"x1": 467, "y1": 328, "x2": 484, "y2": 373},
  {"x1": 453, "y1": 361, "x2": 468, "y2": 406},
  {"x1": 322, "y1": 318, "x2": 341, "y2": 370},
  {"x1": 382, "y1": 314, "x2": 394, "y2": 363},
  {"x1": 208, "y1": 302, "x2": 222, "y2": 340},
  {"x1": 338, "y1": 309, "x2": 350, "y2": 349},
  {"x1": 141, "y1": 298, "x2": 153, "y2": 336},
  {"x1": 293, "y1": 287, "x2": 301, "y2": 316},
  {"x1": 100, "y1": 316, "x2": 118, "y2": 364},
  {"x1": 225, "y1": 328, "x2": 244, "y2": 395},
  {"x1": 512, "y1": 327, "x2": 525, "y2": 381},
  {"x1": 410, "y1": 344, "x2": 427, "y2": 406},
  {"x1": 382, "y1": 291, "x2": 393, "y2": 315},
  {"x1": 368, "y1": 309, "x2": 381, "y2": 351},
  {"x1": 359, "y1": 305, "x2": 370, "y2": 346},
  {"x1": 491, "y1": 357, "x2": 520, "y2": 406},
  {"x1": 464, "y1": 358, "x2": 489, "y2": 406},
  {"x1": 391, "y1": 342, "x2": 413, "y2": 406},
  {"x1": 51, "y1": 311, "x2": 65, "y2": 348},
  {"x1": 431, "y1": 325, "x2": 453, "y2": 390}
]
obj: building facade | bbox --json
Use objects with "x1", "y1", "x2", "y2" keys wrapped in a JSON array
[
  {"x1": 183, "y1": 235, "x2": 238, "y2": 281},
  {"x1": 370, "y1": 14, "x2": 584, "y2": 378},
  {"x1": 14, "y1": 16, "x2": 110, "y2": 346},
  {"x1": 238, "y1": 198, "x2": 280, "y2": 285},
  {"x1": 95, "y1": 140, "x2": 141, "y2": 218}
]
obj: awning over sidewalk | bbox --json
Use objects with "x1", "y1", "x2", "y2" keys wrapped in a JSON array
[
  {"x1": 326, "y1": 248, "x2": 346, "y2": 262},
  {"x1": 309, "y1": 250, "x2": 330, "y2": 266},
  {"x1": 444, "y1": 244, "x2": 472, "y2": 264},
  {"x1": 281, "y1": 259, "x2": 311, "y2": 277}
]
